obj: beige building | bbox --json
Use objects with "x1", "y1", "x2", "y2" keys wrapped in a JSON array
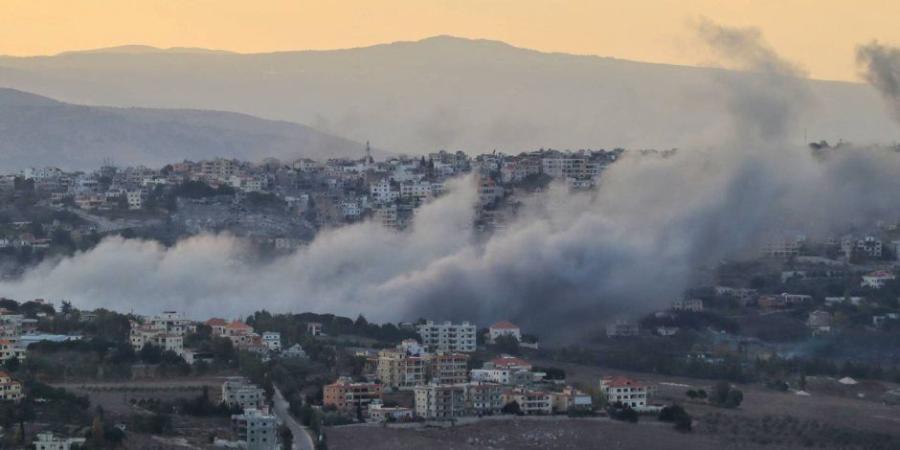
[
  {"x1": 323, "y1": 377, "x2": 383, "y2": 416},
  {"x1": 429, "y1": 353, "x2": 469, "y2": 385},
  {"x1": 376, "y1": 349, "x2": 427, "y2": 389},
  {"x1": 0, "y1": 370, "x2": 23, "y2": 402},
  {"x1": 502, "y1": 387, "x2": 553, "y2": 415}
]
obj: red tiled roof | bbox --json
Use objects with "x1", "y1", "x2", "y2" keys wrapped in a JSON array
[
  {"x1": 226, "y1": 321, "x2": 252, "y2": 330},
  {"x1": 491, "y1": 356, "x2": 530, "y2": 368},
  {"x1": 866, "y1": 270, "x2": 895, "y2": 278},
  {"x1": 206, "y1": 318, "x2": 227, "y2": 326},
  {"x1": 602, "y1": 375, "x2": 645, "y2": 388},
  {"x1": 490, "y1": 321, "x2": 519, "y2": 330}
]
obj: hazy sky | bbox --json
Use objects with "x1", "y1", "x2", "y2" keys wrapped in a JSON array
[{"x1": 2, "y1": 0, "x2": 898, "y2": 81}]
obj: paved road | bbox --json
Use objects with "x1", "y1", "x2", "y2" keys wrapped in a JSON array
[{"x1": 273, "y1": 386, "x2": 315, "y2": 450}]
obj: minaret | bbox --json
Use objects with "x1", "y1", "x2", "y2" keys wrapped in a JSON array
[{"x1": 365, "y1": 141, "x2": 374, "y2": 164}]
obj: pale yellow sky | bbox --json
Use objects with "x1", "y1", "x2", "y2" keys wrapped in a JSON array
[{"x1": 1, "y1": 0, "x2": 897, "y2": 81}]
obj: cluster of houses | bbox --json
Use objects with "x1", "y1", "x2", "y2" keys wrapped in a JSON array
[
  {"x1": 1, "y1": 147, "x2": 625, "y2": 247},
  {"x1": 321, "y1": 319, "x2": 644, "y2": 421},
  {"x1": 127, "y1": 312, "x2": 309, "y2": 366}
]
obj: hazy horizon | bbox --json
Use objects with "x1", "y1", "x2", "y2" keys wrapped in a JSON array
[{"x1": 3, "y1": 1, "x2": 900, "y2": 82}]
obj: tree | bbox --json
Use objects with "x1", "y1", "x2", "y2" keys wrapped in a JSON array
[
  {"x1": 139, "y1": 343, "x2": 163, "y2": 364},
  {"x1": 658, "y1": 404, "x2": 692, "y2": 432},
  {"x1": 492, "y1": 335, "x2": 520, "y2": 355},
  {"x1": 711, "y1": 381, "x2": 743, "y2": 408},
  {"x1": 91, "y1": 415, "x2": 106, "y2": 447},
  {"x1": 501, "y1": 401, "x2": 522, "y2": 415},
  {"x1": 279, "y1": 424, "x2": 293, "y2": 449},
  {"x1": 3, "y1": 356, "x2": 19, "y2": 372}
]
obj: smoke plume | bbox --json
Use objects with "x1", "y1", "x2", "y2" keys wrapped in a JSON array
[
  {"x1": 3, "y1": 24, "x2": 900, "y2": 341},
  {"x1": 858, "y1": 41, "x2": 900, "y2": 122}
]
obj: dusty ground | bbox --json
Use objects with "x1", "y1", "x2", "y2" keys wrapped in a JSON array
[
  {"x1": 55, "y1": 378, "x2": 234, "y2": 449},
  {"x1": 327, "y1": 417, "x2": 789, "y2": 450},
  {"x1": 541, "y1": 360, "x2": 900, "y2": 437}
]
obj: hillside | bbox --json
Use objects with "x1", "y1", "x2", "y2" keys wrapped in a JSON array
[
  {"x1": 0, "y1": 36, "x2": 897, "y2": 154},
  {"x1": 0, "y1": 88, "x2": 371, "y2": 169}
]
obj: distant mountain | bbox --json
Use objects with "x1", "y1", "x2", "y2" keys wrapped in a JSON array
[
  {"x1": 0, "y1": 88, "x2": 372, "y2": 170},
  {"x1": 0, "y1": 35, "x2": 898, "y2": 154}
]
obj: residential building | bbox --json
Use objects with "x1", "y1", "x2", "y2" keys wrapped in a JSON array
[
  {"x1": 367, "y1": 400, "x2": 414, "y2": 422},
  {"x1": 33, "y1": 432, "x2": 86, "y2": 450},
  {"x1": 323, "y1": 377, "x2": 383, "y2": 416},
  {"x1": 470, "y1": 356, "x2": 534, "y2": 385},
  {"x1": 550, "y1": 386, "x2": 593, "y2": 413},
  {"x1": 862, "y1": 270, "x2": 895, "y2": 289},
  {"x1": 414, "y1": 383, "x2": 467, "y2": 419},
  {"x1": 125, "y1": 190, "x2": 143, "y2": 209},
  {"x1": 429, "y1": 353, "x2": 469, "y2": 385},
  {"x1": 231, "y1": 408, "x2": 278, "y2": 450},
  {"x1": 376, "y1": 349, "x2": 428, "y2": 389},
  {"x1": 146, "y1": 311, "x2": 195, "y2": 336},
  {"x1": 398, "y1": 339, "x2": 425, "y2": 356},
  {"x1": 0, "y1": 371, "x2": 23, "y2": 401},
  {"x1": 464, "y1": 382, "x2": 504, "y2": 416},
  {"x1": 672, "y1": 298, "x2": 704, "y2": 312},
  {"x1": 502, "y1": 387, "x2": 553, "y2": 415},
  {"x1": 842, "y1": 236, "x2": 882, "y2": 258},
  {"x1": 307, "y1": 322, "x2": 323, "y2": 336},
  {"x1": 488, "y1": 320, "x2": 522, "y2": 343},
  {"x1": 282, "y1": 344, "x2": 308, "y2": 359},
  {"x1": 221, "y1": 377, "x2": 265, "y2": 410},
  {"x1": 129, "y1": 321, "x2": 184, "y2": 356},
  {"x1": 606, "y1": 320, "x2": 640, "y2": 337},
  {"x1": 417, "y1": 321, "x2": 477, "y2": 353},
  {"x1": 807, "y1": 310, "x2": 833, "y2": 334},
  {"x1": 206, "y1": 318, "x2": 228, "y2": 336},
  {"x1": 600, "y1": 376, "x2": 651, "y2": 409},
  {"x1": 261, "y1": 332, "x2": 281, "y2": 352}
]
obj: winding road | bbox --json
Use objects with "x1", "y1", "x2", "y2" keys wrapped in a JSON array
[{"x1": 273, "y1": 386, "x2": 315, "y2": 450}]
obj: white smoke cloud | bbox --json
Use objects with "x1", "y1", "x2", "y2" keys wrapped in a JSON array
[{"x1": 4, "y1": 23, "x2": 900, "y2": 341}]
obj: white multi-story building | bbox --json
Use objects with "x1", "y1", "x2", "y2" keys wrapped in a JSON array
[
  {"x1": 367, "y1": 400, "x2": 414, "y2": 422},
  {"x1": 261, "y1": 332, "x2": 281, "y2": 352},
  {"x1": 231, "y1": 408, "x2": 278, "y2": 450},
  {"x1": 125, "y1": 190, "x2": 143, "y2": 209},
  {"x1": 33, "y1": 432, "x2": 86, "y2": 450},
  {"x1": 129, "y1": 311, "x2": 194, "y2": 356},
  {"x1": 862, "y1": 270, "x2": 896, "y2": 289},
  {"x1": 488, "y1": 321, "x2": 522, "y2": 343},
  {"x1": 841, "y1": 236, "x2": 883, "y2": 258},
  {"x1": 600, "y1": 376, "x2": 651, "y2": 409},
  {"x1": 672, "y1": 298, "x2": 704, "y2": 312},
  {"x1": 370, "y1": 178, "x2": 399, "y2": 204},
  {"x1": 417, "y1": 321, "x2": 477, "y2": 353},
  {"x1": 222, "y1": 377, "x2": 266, "y2": 410}
]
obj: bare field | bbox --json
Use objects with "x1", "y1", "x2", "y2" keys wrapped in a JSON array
[
  {"x1": 540, "y1": 360, "x2": 900, "y2": 437},
  {"x1": 327, "y1": 417, "x2": 787, "y2": 450}
]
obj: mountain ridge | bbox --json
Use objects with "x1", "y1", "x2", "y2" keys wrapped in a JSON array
[
  {"x1": 0, "y1": 36, "x2": 896, "y2": 154},
  {"x1": 0, "y1": 87, "x2": 376, "y2": 170}
]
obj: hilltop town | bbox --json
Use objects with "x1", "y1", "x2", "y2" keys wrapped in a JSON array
[
  {"x1": 1, "y1": 146, "x2": 900, "y2": 449},
  {"x1": 0, "y1": 146, "x2": 621, "y2": 277}
]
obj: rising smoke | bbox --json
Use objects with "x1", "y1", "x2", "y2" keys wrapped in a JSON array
[
  {"x1": 858, "y1": 41, "x2": 900, "y2": 122},
  {"x1": 3, "y1": 23, "x2": 900, "y2": 341}
]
